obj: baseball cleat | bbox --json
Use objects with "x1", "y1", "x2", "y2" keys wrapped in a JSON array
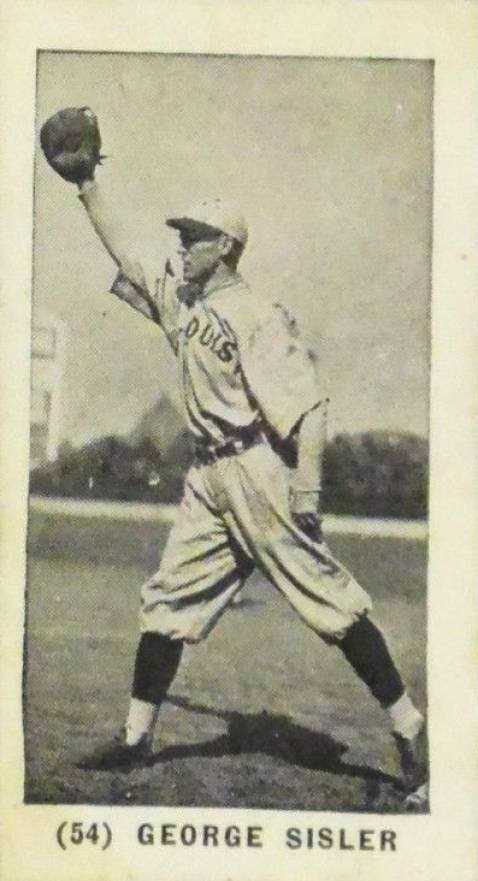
[
  {"x1": 76, "y1": 729, "x2": 153, "y2": 771},
  {"x1": 393, "y1": 721, "x2": 428, "y2": 809}
]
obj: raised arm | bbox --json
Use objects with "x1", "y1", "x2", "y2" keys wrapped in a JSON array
[
  {"x1": 77, "y1": 179, "x2": 130, "y2": 268},
  {"x1": 40, "y1": 107, "x2": 162, "y2": 324},
  {"x1": 77, "y1": 179, "x2": 161, "y2": 323}
]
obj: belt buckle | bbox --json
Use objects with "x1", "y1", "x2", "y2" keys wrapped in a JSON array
[
  {"x1": 195, "y1": 443, "x2": 212, "y2": 465},
  {"x1": 197, "y1": 431, "x2": 258, "y2": 465},
  {"x1": 201, "y1": 445, "x2": 216, "y2": 465},
  {"x1": 212, "y1": 440, "x2": 236, "y2": 462}
]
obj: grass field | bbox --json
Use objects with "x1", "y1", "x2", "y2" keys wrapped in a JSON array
[{"x1": 24, "y1": 512, "x2": 427, "y2": 812}]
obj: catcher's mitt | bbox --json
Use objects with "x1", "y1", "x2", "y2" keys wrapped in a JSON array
[{"x1": 40, "y1": 107, "x2": 103, "y2": 184}]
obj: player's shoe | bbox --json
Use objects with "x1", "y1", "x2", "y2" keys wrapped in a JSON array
[
  {"x1": 76, "y1": 729, "x2": 153, "y2": 771},
  {"x1": 393, "y1": 721, "x2": 428, "y2": 810}
]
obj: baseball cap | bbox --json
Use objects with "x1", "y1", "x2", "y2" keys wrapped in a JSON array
[{"x1": 166, "y1": 198, "x2": 248, "y2": 246}]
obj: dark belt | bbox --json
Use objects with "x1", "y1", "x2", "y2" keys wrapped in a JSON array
[{"x1": 194, "y1": 424, "x2": 264, "y2": 466}]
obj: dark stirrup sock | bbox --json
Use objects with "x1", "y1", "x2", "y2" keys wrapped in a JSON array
[
  {"x1": 339, "y1": 616, "x2": 405, "y2": 709},
  {"x1": 132, "y1": 632, "x2": 184, "y2": 705}
]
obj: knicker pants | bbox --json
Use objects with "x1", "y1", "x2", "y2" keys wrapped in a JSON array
[{"x1": 140, "y1": 442, "x2": 372, "y2": 643}]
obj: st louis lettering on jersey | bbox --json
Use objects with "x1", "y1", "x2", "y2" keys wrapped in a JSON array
[{"x1": 113, "y1": 262, "x2": 320, "y2": 445}]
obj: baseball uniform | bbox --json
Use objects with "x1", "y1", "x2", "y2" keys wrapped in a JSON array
[
  {"x1": 110, "y1": 251, "x2": 372, "y2": 643},
  {"x1": 72, "y1": 181, "x2": 425, "y2": 804}
]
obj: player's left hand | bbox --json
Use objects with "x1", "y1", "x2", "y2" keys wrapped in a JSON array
[
  {"x1": 40, "y1": 107, "x2": 104, "y2": 185},
  {"x1": 289, "y1": 488, "x2": 324, "y2": 542}
]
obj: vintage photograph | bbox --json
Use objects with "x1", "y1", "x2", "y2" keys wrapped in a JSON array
[{"x1": 25, "y1": 51, "x2": 432, "y2": 815}]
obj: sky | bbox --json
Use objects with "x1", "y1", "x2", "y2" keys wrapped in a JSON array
[{"x1": 34, "y1": 53, "x2": 432, "y2": 445}]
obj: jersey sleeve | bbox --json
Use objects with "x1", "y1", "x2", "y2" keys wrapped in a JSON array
[
  {"x1": 236, "y1": 301, "x2": 324, "y2": 439},
  {"x1": 110, "y1": 239, "x2": 182, "y2": 353}
]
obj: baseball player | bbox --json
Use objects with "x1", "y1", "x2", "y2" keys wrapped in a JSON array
[{"x1": 40, "y1": 109, "x2": 427, "y2": 807}]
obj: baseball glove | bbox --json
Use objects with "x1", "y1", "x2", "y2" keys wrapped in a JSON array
[{"x1": 40, "y1": 107, "x2": 103, "y2": 184}]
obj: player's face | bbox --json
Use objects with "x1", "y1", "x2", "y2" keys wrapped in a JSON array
[{"x1": 178, "y1": 229, "x2": 225, "y2": 283}]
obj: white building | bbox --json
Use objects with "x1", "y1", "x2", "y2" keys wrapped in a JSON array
[{"x1": 30, "y1": 310, "x2": 66, "y2": 469}]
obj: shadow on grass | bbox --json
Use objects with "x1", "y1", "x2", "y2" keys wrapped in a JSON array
[{"x1": 159, "y1": 694, "x2": 398, "y2": 791}]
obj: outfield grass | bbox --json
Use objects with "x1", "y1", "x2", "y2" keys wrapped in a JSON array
[{"x1": 24, "y1": 515, "x2": 427, "y2": 812}]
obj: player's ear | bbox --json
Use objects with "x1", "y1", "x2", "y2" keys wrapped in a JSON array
[{"x1": 218, "y1": 234, "x2": 234, "y2": 259}]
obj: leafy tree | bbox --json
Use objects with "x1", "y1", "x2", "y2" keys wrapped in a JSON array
[
  {"x1": 30, "y1": 429, "x2": 427, "y2": 517},
  {"x1": 322, "y1": 431, "x2": 428, "y2": 518}
]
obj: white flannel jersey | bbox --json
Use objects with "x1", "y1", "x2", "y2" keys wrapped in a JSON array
[{"x1": 111, "y1": 248, "x2": 323, "y2": 445}]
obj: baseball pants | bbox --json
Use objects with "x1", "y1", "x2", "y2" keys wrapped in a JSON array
[{"x1": 140, "y1": 441, "x2": 372, "y2": 643}]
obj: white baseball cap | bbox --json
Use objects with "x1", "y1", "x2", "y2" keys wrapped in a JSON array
[{"x1": 166, "y1": 198, "x2": 248, "y2": 246}]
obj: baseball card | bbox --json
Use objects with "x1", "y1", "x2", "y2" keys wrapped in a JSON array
[{"x1": 1, "y1": 2, "x2": 477, "y2": 880}]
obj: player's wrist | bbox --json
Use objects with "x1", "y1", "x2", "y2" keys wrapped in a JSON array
[
  {"x1": 77, "y1": 177, "x2": 97, "y2": 195},
  {"x1": 289, "y1": 485, "x2": 323, "y2": 518},
  {"x1": 290, "y1": 478, "x2": 322, "y2": 496},
  {"x1": 291, "y1": 487, "x2": 322, "y2": 494}
]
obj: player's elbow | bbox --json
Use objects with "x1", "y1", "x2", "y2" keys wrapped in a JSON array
[
  {"x1": 119, "y1": 256, "x2": 147, "y2": 291},
  {"x1": 295, "y1": 401, "x2": 328, "y2": 444}
]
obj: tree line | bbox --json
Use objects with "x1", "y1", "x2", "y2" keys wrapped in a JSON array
[{"x1": 30, "y1": 429, "x2": 428, "y2": 519}]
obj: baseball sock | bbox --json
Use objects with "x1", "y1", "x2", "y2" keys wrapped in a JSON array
[
  {"x1": 125, "y1": 698, "x2": 160, "y2": 747},
  {"x1": 339, "y1": 616, "x2": 420, "y2": 731},
  {"x1": 125, "y1": 632, "x2": 183, "y2": 746},
  {"x1": 387, "y1": 691, "x2": 424, "y2": 740}
]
